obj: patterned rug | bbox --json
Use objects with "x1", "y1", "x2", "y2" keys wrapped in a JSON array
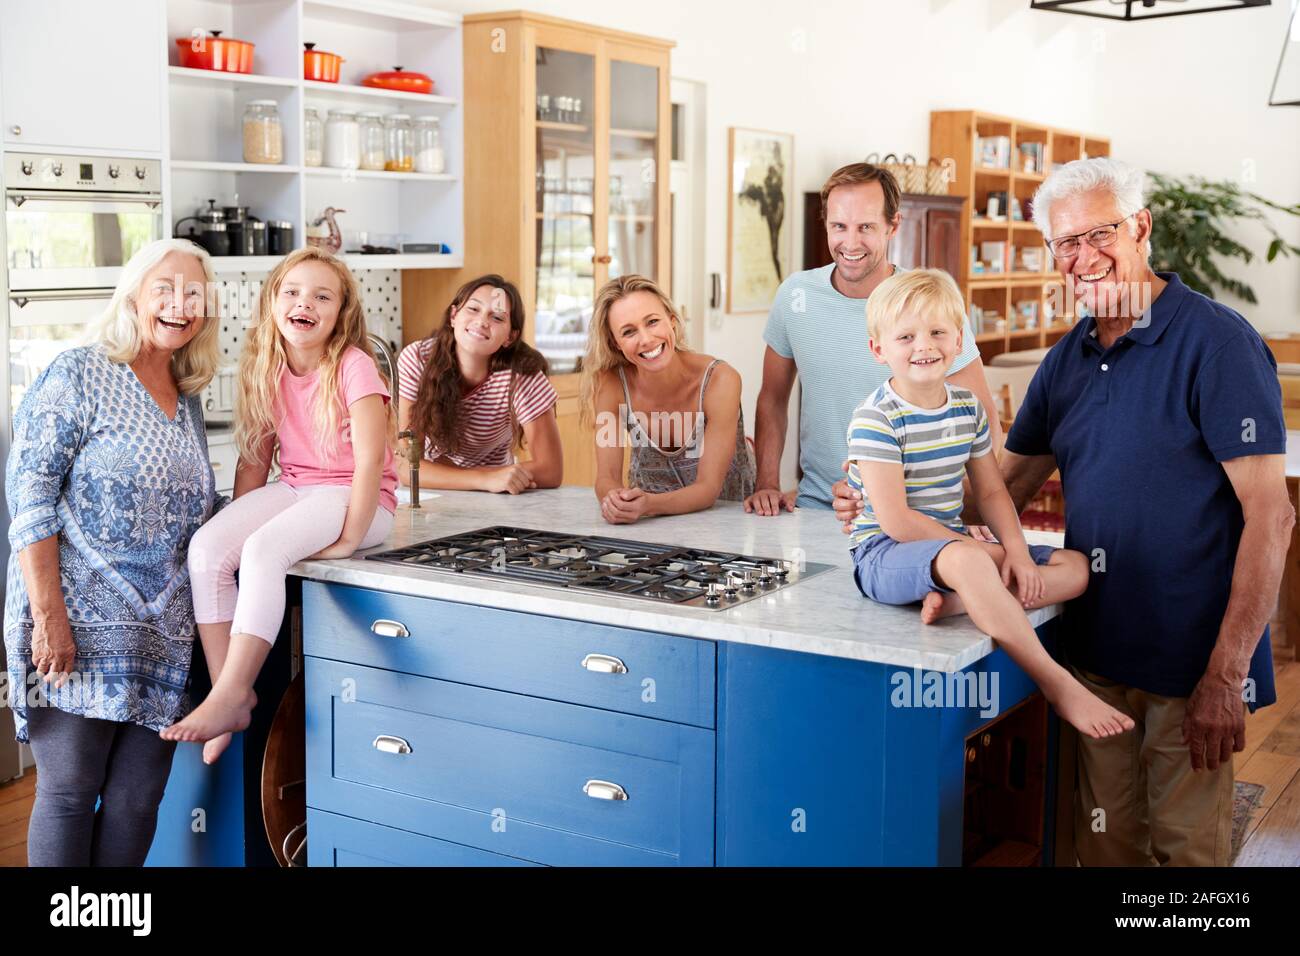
[{"x1": 1232, "y1": 780, "x2": 1266, "y2": 861}]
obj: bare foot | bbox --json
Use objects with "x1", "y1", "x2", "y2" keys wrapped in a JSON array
[
  {"x1": 920, "y1": 590, "x2": 966, "y2": 624},
  {"x1": 202, "y1": 733, "x2": 233, "y2": 765},
  {"x1": 1049, "y1": 683, "x2": 1135, "y2": 739},
  {"x1": 160, "y1": 688, "x2": 256, "y2": 744}
]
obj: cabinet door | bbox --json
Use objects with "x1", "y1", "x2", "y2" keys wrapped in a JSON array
[
  {"x1": 925, "y1": 206, "x2": 963, "y2": 277},
  {"x1": 889, "y1": 201, "x2": 925, "y2": 271},
  {"x1": 532, "y1": 39, "x2": 597, "y2": 375},
  {"x1": 605, "y1": 48, "x2": 666, "y2": 287},
  {"x1": 0, "y1": 0, "x2": 163, "y2": 153}
]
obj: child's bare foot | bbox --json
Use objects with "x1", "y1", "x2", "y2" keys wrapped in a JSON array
[
  {"x1": 202, "y1": 733, "x2": 233, "y2": 765},
  {"x1": 920, "y1": 590, "x2": 966, "y2": 624},
  {"x1": 1049, "y1": 683, "x2": 1134, "y2": 739},
  {"x1": 160, "y1": 688, "x2": 256, "y2": 744}
]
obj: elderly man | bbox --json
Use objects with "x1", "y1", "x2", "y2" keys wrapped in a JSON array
[
  {"x1": 833, "y1": 157, "x2": 1292, "y2": 866},
  {"x1": 744, "y1": 162, "x2": 1001, "y2": 515}
]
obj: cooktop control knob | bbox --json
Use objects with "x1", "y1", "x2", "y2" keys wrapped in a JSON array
[
  {"x1": 771, "y1": 563, "x2": 790, "y2": 579},
  {"x1": 134, "y1": 165, "x2": 146, "y2": 181},
  {"x1": 51, "y1": 162, "x2": 63, "y2": 177},
  {"x1": 757, "y1": 565, "x2": 776, "y2": 587},
  {"x1": 20, "y1": 160, "x2": 32, "y2": 176},
  {"x1": 733, "y1": 570, "x2": 757, "y2": 593},
  {"x1": 706, "y1": 583, "x2": 725, "y2": 606},
  {"x1": 108, "y1": 164, "x2": 120, "y2": 179}
]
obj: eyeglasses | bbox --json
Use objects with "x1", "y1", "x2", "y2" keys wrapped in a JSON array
[{"x1": 1045, "y1": 217, "x2": 1131, "y2": 259}]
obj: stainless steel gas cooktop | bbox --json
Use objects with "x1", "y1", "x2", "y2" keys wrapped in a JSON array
[{"x1": 364, "y1": 526, "x2": 833, "y2": 610}]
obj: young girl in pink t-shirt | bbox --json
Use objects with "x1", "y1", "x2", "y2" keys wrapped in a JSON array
[{"x1": 162, "y1": 248, "x2": 397, "y2": 763}]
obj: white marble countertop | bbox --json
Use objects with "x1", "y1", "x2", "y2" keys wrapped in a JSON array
[{"x1": 291, "y1": 487, "x2": 1063, "y2": 673}]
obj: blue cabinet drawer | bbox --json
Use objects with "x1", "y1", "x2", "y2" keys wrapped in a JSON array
[
  {"x1": 307, "y1": 809, "x2": 541, "y2": 867},
  {"x1": 303, "y1": 581, "x2": 715, "y2": 728},
  {"x1": 305, "y1": 656, "x2": 715, "y2": 866}
]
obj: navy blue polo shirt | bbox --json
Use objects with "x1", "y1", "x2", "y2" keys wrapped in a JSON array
[{"x1": 1007, "y1": 273, "x2": 1283, "y2": 706}]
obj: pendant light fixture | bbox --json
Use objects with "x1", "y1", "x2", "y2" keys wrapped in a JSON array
[{"x1": 1030, "y1": 0, "x2": 1269, "y2": 21}]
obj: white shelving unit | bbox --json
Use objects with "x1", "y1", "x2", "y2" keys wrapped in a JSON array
[{"x1": 162, "y1": 0, "x2": 463, "y2": 274}]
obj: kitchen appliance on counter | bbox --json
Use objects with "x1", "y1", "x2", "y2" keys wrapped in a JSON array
[{"x1": 365, "y1": 526, "x2": 833, "y2": 610}]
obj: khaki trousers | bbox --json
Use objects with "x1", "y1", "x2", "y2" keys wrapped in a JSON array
[{"x1": 1070, "y1": 665, "x2": 1236, "y2": 867}]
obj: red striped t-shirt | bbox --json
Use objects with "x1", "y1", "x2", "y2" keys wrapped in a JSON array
[{"x1": 397, "y1": 338, "x2": 558, "y2": 468}]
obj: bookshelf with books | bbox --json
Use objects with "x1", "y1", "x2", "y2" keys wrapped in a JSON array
[{"x1": 930, "y1": 110, "x2": 1110, "y2": 364}]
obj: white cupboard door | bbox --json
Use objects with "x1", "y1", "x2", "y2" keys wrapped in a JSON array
[{"x1": 0, "y1": 0, "x2": 163, "y2": 153}]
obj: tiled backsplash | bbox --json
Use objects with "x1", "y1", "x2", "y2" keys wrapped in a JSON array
[{"x1": 211, "y1": 269, "x2": 403, "y2": 363}]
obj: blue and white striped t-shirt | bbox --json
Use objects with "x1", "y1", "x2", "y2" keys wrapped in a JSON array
[
  {"x1": 763, "y1": 264, "x2": 980, "y2": 509},
  {"x1": 845, "y1": 381, "x2": 991, "y2": 547}
]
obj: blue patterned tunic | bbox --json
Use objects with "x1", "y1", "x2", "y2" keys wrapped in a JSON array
[{"x1": 4, "y1": 346, "x2": 217, "y2": 742}]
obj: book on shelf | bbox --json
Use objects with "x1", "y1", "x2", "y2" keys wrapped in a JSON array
[
  {"x1": 979, "y1": 241, "x2": 1008, "y2": 274},
  {"x1": 985, "y1": 190, "x2": 1008, "y2": 220},
  {"x1": 1018, "y1": 142, "x2": 1045, "y2": 174},
  {"x1": 976, "y1": 135, "x2": 1012, "y2": 169},
  {"x1": 1018, "y1": 246, "x2": 1044, "y2": 272}
]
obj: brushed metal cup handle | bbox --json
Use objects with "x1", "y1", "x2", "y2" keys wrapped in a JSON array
[
  {"x1": 581, "y1": 653, "x2": 627, "y2": 674},
  {"x1": 583, "y1": 779, "x2": 628, "y2": 801},
  {"x1": 370, "y1": 619, "x2": 410, "y2": 638},
  {"x1": 9, "y1": 125, "x2": 20, "y2": 136},
  {"x1": 373, "y1": 734, "x2": 412, "y2": 755}
]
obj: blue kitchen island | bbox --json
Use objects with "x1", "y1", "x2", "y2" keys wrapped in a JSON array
[
  {"x1": 150, "y1": 487, "x2": 1069, "y2": 867},
  {"x1": 293, "y1": 488, "x2": 1069, "y2": 867}
]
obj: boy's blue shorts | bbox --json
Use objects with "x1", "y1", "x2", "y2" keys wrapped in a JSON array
[{"x1": 851, "y1": 534, "x2": 1057, "y2": 605}]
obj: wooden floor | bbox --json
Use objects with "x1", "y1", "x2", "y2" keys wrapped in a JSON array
[{"x1": 2, "y1": 630, "x2": 1298, "y2": 868}]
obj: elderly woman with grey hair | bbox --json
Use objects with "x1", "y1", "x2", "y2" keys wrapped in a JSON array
[{"x1": 4, "y1": 237, "x2": 222, "y2": 866}]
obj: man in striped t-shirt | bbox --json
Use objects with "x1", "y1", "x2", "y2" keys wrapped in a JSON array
[{"x1": 847, "y1": 269, "x2": 1132, "y2": 741}]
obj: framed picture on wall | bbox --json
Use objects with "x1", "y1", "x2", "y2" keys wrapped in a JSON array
[{"x1": 727, "y1": 127, "x2": 794, "y2": 314}]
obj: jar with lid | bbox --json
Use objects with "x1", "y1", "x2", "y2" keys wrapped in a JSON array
[
  {"x1": 303, "y1": 107, "x2": 324, "y2": 167},
  {"x1": 413, "y1": 116, "x2": 445, "y2": 174},
  {"x1": 358, "y1": 112, "x2": 386, "y2": 171},
  {"x1": 324, "y1": 110, "x2": 359, "y2": 169},
  {"x1": 242, "y1": 100, "x2": 283, "y2": 164},
  {"x1": 384, "y1": 114, "x2": 413, "y2": 172}
]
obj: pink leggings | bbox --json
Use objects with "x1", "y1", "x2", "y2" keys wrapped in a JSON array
[{"x1": 188, "y1": 482, "x2": 394, "y2": 643}]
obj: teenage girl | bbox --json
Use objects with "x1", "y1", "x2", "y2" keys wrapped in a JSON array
[
  {"x1": 162, "y1": 247, "x2": 398, "y2": 763},
  {"x1": 397, "y1": 274, "x2": 562, "y2": 493}
]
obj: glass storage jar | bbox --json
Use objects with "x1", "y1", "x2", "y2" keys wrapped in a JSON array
[
  {"x1": 413, "y1": 116, "x2": 445, "y2": 173},
  {"x1": 242, "y1": 100, "x2": 283, "y2": 165},
  {"x1": 383, "y1": 114, "x2": 413, "y2": 172},
  {"x1": 303, "y1": 107, "x2": 324, "y2": 167},
  {"x1": 358, "y1": 112, "x2": 386, "y2": 171},
  {"x1": 324, "y1": 110, "x2": 359, "y2": 169}
]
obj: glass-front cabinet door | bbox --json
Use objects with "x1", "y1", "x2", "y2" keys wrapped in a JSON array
[
  {"x1": 607, "y1": 57, "x2": 660, "y2": 283},
  {"x1": 533, "y1": 45, "x2": 596, "y2": 373}
]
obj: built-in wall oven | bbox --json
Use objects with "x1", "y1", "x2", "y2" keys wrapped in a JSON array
[{"x1": 1, "y1": 153, "x2": 164, "y2": 774}]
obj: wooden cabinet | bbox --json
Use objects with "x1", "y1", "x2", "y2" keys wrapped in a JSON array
[
  {"x1": 0, "y1": 0, "x2": 165, "y2": 154},
  {"x1": 929, "y1": 109, "x2": 1110, "y2": 365},
  {"x1": 801, "y1": 192, "x2": 965, "y2": 276},
  {"x1": 402, "y1": 13, "x2": 674, "y2": 487}
]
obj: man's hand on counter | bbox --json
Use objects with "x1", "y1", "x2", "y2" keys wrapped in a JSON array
[{"x1": 744, "y1": 487, "x2": 798, "y2": 516}]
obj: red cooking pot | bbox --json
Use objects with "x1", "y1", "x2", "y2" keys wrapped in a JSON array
[
  {"x1": 303, "y1": 43, "x2": 343, "y2": 83},
  {"x1": 175, "y1": 30, "x2": 254, "y2": 74},
  {"x1": 361, "y1": 66, "x2": 434, "y2": 95}
]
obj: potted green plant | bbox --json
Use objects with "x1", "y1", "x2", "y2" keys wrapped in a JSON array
[{"x1": 1146, "y1": 172, "x2": 1300, "y2": 304}]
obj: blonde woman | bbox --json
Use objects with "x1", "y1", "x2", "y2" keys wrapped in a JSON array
[
  {"x1": 581, "y1": 275, "x2": 755, "y2": 524},
  {"x1": 161, "y1": 248, "x2": 397, "y2": 763},
  {"x1": 4, "y1": 238, "x2": 221, "y2": 865}
]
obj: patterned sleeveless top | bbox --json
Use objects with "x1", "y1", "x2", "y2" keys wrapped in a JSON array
[{"x1": 617, "y1": 360, "x2": 756, "y2": 501}]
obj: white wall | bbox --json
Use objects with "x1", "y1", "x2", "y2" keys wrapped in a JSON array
[
  {"x1": 1091, "y1": 0, "x2": 1300, "y2": 335},
  {"x1": 419, "y1": 0, "x2": 1300, "y2": 480}
]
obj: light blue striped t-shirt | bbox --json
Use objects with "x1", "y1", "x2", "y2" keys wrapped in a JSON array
[
  {"x1": 845, "y1": 381, "x2": 992, "y2": 547},
  {"x1": 762, "y1": 263, "x2": 979, "y2": 509}
]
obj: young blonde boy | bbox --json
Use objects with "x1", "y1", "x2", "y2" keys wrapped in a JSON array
[{"x1": 845, "y1": 269, "x2": 1133, "y2": 739}]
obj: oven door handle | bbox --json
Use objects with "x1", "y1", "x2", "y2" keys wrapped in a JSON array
[
  {"x1": 6, "y1": 190, "x2": 163, "y2": 211},
  {"x1": 9, "y1": 288, "x2": 116, "y2": 308}
]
